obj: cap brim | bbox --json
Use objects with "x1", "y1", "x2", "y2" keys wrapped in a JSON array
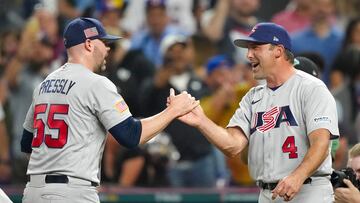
[
  {"x1": 234, "y1": 37, "x2": 267, "y2": 48},
  {"x1": 100, "y1": 34, "x2": 122, "y2": 41}
]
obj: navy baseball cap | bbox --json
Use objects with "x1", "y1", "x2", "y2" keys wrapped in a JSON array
[
  {"x1": 206, "y1": 55, "x2": 233, "y2": 75},
  {"x1": 234, "y1": 22, "x2": 292, "y2": 51},
  {"x1": 63, "y1": 17, "x2": 121, "y2": 48}
]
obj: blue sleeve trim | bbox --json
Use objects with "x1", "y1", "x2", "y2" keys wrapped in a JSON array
[
  {"x1": 109, "y1": 117, "x2": 142, "y2": 148},
  {"x1": 21, "y1": 129, "x2": 33, "y2": 153}
]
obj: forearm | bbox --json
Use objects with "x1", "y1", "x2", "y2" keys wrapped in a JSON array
[
  {"x1": 291, "y1": 129, "x2": 330, "y2": 180},
  {"x1": 119, "y1": 157, "x2": 144, "y2": 187},
  {"x1": 198, "y1": 116, "x2": 248, "y2": 157},
  {"x1": 3, "y1": 56, "x2": 23, "y2": 88},
  {"x1": 139, "y1": 107, "x2": 177, "y2": 144},
  {"x1": 0, "y1": 122, "x2": 9, "y2": 161},
  {"x1": 202, "y1": 0, "x2": 229, "y2": 41}
]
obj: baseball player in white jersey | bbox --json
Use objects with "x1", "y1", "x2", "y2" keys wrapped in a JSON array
[
  {"x1": 20, "y1": 17, "x2": 199, "y2": 203},
  {"x1": 0, "y1": 188, "x2": 12, "y2": 203},
  {"x1": 175, "y1": 22, "x2": 339, "y2": 203}
]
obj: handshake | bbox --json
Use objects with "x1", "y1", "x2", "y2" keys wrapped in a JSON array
[{"x1": 166, "y1": 88, "x2": 204, "y2": 127}]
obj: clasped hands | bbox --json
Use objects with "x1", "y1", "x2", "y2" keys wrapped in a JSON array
[{"x1": 166, "y1": 88, "x2": 203, "y2": 127}]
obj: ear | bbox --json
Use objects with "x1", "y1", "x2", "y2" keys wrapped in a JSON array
[
  {"x1": 274, "y1": 45, "x2": 283, "y2": 59},
  {"x1": 84, "y1": 39, "x2": 93, "y2": 52}
]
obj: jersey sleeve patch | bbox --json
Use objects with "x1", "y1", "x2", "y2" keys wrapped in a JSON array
[
  {"x1": 313, "y1": 116, "x2": 331, "y2": 124},
  {"x1": 114, "y1": 98, "x2": 129, "y2": 113}
]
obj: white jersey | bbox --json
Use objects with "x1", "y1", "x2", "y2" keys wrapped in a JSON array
[
  {"x1": 228, "y1": 70, "x2": 339, "y2": 182},
  {"x1": 0, "y1": 188, "x2": 12, "y2": 203},
  {"x1": 23, "y1": 63, "x2": 132, "y2": 183}
]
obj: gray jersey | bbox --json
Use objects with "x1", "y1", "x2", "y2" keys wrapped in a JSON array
[
  {"x1": 23, "y1": 63, "x2": 131, "y2": 183},
  {"x1": 228, "y1": 70, "x2": 339, "y2": 182}
]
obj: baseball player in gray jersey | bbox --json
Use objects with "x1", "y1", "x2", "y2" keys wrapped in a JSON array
[
  {"x1": 174, "y1": 22, "x2": 339, "y2": 203},
  {"x1": 20, "y1": 17, "x2": 199, "y2": 203},
  {"x1": 0, "y1": 188, "x2": 12, "y2": 203}
]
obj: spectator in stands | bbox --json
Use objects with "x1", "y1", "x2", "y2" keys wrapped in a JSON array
[
  {"x1": 0, "y1": 0, "x2": 23, "y2": 32},
  {"x1": 291, "y1": 0, "x2": 343, "y2": 85},
  {"x1": 0, "y1": 104, "x2": 10, "y2": 184},
  {"x1": 139, "y1": 34, "x2": 216, "y2": 187},
  {"x1": 99, "y1": 1, "x2": 155, "y2": 117},
  {"x1": 189, "y1": 0, "x2": 217, "y2": 78},
  {"x1": 2, "y1": 14, "x2": 54, "y2": 183},
  {"x1": 192, "y1": 0, "x2": 215, "y2": 36},
  {"x1": 97, "y1": 0, "x2": 129, "y2": 36},
  {"x1": 334, "y1": 143, "x2": 360, "y2": 203},
  {"x1": 102, "y1": 136, "x2": 147, "y2": 187},
  {"x1": 271, "y1": 0, "x2": 312, "y2": 33},
  {"x1": 98, "y1": 1, "x2": 155, "y2": 187},
  {"x1": 201, "y1": 0, "x2": 261, "y2": 63},
  {"x1": 332, "y1": 17, "x2": 360, "y2": 89},
  {"x1": 332, "y1": 18, "x2": 360, "y2": 144},
  {"x1": 58, "y1": 0, "x2": 96, "y2": 20},
  {"x1": 165, "y1": 0, "x2": 197, "y2": 35},
  {"x1": 0, "y1": 31, "x2": 20, "y2": 70},
  {"x1": 334, "y1": 0, "x2": 360, "y2": 30},
  {"x1": 200, "y1": 55, "x2": 255, "y2": 186},
  {"x1": 130, "y1": 0, "x2": 185, "y2": 67}
]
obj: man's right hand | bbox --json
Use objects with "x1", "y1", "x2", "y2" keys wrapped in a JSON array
[
  {"x1": 168, "y1": 88, "x2": 199, "y2": 118},
  {"x1": 177, "y1": 105, "x2": 204, "y2": 128}
]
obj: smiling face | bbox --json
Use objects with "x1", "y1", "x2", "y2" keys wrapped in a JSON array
[{"x1": 246, "y1": 43, "x2": 279, "y2": 80}]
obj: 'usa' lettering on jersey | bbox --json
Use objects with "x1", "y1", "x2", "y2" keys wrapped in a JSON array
[{"x1": 250, "y1": 105, "x2": 298, "y2": 134}]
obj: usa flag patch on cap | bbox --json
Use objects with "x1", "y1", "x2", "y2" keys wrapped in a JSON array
[
  {"x1": 114, "y1": 98, "x2": 128, "y2": 113},
  {"x1": 84, "y1": 27, "x2": 99, "y2": 38}
]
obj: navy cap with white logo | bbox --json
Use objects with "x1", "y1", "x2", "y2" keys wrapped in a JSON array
[
  {"x1": 63, "y1": 17, "x2": 121, "y2": 48},
  {"x1": 234, "y1": 22, "x2": 292, "y2": 51}
]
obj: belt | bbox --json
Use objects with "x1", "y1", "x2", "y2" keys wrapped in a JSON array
[
  {"x1": 41, "y1": 175, "x2": 99, "y2": 187},
  {"x1": 257, "y1": 177, "x2": 312, "y2": 190}
]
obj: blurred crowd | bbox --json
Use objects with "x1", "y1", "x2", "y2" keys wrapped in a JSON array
[{"x1": 0, "y1": 0, "x2": 359, "y2": 188}]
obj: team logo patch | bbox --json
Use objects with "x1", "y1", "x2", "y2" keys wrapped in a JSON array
[
  {"x1": 114, "y1": 98, "x2": 128, "y2": 113},
  {"x1": 84, "y1": 27, "x2": 99, "y2": 38},
  {"x1": 314, "y1": 116, "x2": 331, "y2": 124}
]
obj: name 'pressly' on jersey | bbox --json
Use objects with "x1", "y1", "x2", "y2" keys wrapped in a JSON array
[{"x1": 38, "y1": 79, "x2": 76, "y2": 95}]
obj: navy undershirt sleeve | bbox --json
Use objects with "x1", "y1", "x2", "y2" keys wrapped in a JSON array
[
  {"x1": 109, "y1": 116, "x2": 142, "y2": 148},
  {"x1": 21, "y1": 129, "x2": 33, "y2": 153}
]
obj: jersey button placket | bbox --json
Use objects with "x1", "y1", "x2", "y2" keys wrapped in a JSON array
[{"x1": 264, "y1": 131, "x2": 272, "y2": 181}]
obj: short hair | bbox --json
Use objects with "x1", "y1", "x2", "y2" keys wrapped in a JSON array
[
  {"x1": 349, "y1": 143, "x2": 360, "y2": 159},
  {"x1": 285, "y1": 49, "x2": 294, "y2": 64},
  {"x1": 269, "y1": 44, "x2": 294, "y2": 63}
]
